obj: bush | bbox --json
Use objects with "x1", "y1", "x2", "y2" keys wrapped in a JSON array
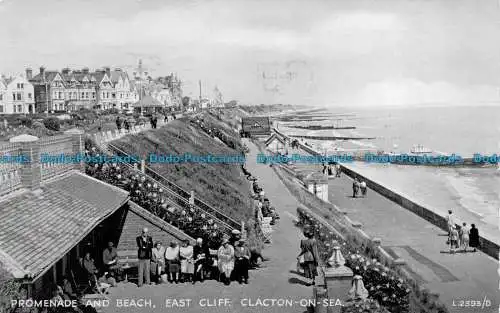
[
  {"x1": 43, "y1": 117, "x2": 60, "y2": 131},
  {"x1": 32, "y1": 121, "x2": 45, "y2": 129}
]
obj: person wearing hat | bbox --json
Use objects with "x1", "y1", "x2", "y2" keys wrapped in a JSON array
[
  {"x1": 230, "y1": 229, "x2": 241, "y2": 247},
  {"x1": 234, "y1": 239, "x2": 251, "y2": 284},
  {"x1": 217, "y1": 236, "x2": 235, "y2": 285},
  {"x1": 193, "y1": 238, "x2": 210, "y2": 284}
]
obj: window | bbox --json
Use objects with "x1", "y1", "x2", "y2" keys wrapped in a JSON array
[
  {"x1": 53, "y1": 91, "x2": 57, "y2": 99},
  {"x1": 92, "y1": 92, "x2": 96, "y2": 99},
  {"x1": 28, "y1": 93, "x2": 32, "y2": 99},
  {"x1": 0, "y1": 105, "x2": 3, "y2": 113},
  {"x1": 73, "y1": 92, "x2": 77, "y2": 99},
  {"x1": 20, "y1": 83, "x2": 24, "y2": 89},
  {"x1": 112, "y1": 93, "x2": 116, "y2": 99},
  {"x1": 59, "y1": 92, "x2": 62, "y2": 99},
  {"x1": 81, "y1": 92, "x2": 85, "y2": 98},
  {"x1": 0, "y1": 94, "x2": 2, "y2": 100},
  {"x1": 17, "y1": 105, "x2": 22, "y2": 112},
  {"x1": 17, "y1": 93, "x2": 21, "y2": 101},
  {"x1": 12, "y1": 93, "x2": 15, "y2": 100},
  {"x1": 13, "y1": 105, "x2": 16, "y2": 113},
  {"x1": 85, "y1": 92, "x2": 89, "y2": 99}
]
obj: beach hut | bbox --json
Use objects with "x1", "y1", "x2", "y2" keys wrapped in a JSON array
[
  {"x1": 241, "y1": 116, "x2": 271, "y2": 137},
  {"x1": 265, "y1": 133, "x2": 287, "y2": 154},
  {"x1": 302, "y1": 171, "x2": 329, "y2": 202}
]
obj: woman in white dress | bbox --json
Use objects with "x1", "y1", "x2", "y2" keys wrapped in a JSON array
[
  {"x1": 179, "y1": 239, "x2": 195, "y2": 283},
  {"x1": 460, "y1": 222, "x2": 470, "y2": 252},
  {"x1": 217, "y1": 238, "x2": 235, "y2": 285}
]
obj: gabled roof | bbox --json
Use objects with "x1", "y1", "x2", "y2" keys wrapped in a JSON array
[
  {"x1": 265, "y1": 133, "x2": 286, "y2": 146},
  {"x1": 0, "y1": 171, "x2": 129, "y2": 283},
  {"x1": 30, "y1": 71, "x2": 61, "y2": 84},
  {"x1": 91, "y1": 71, "x2": 108, "y2": 85},
  {"x1": 0, "y1": 79, "x2": 7, "y2": 89}
]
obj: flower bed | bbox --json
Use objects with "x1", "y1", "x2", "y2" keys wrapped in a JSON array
[
  {"x1": 84, "y1": 147, "x2": 226, "y2": 248},
  {"x1": 297, "y1": 209, "x2": 411, "y2": 312}
]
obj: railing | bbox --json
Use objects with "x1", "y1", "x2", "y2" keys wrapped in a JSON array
[
  {"x1": 0, "y1": 142, "x2": 23, "y2": 197},
  {"x1": 39, "y1": 134, "x2": 74, "y2": 180},
  {"x1": 107, "y1": 142, "x2": 241, "y2": 230},
  {"x1": 110, "y1": 157, "x2": 235, "y2": 235}
]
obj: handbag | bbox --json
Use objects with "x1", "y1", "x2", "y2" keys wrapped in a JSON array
[{"x1": 298, "y1": 254, "x2": 305, "y2": 265}]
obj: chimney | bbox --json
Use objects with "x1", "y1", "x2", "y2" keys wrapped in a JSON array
[
  {"x1": 62, "y1": 68, "x2": 70, "y2": 75},
  {"x1": 25, "y1": 68, "x2": 32, "y2": 80},
  {"x1": 82, "y1": 67, "x2": 89, "y2": 74},
  {"x1": 104, "y1": 67, "x2": 111, "y2": 76},
  {"x1": 39, "y1": 66, "x2": 46, "y2": 80}
]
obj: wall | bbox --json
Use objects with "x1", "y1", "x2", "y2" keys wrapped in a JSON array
[
  {"x1": 117, "y1": 201, "x2": 195, "y2": 253},
  {"x1": 272, "y1": 127, "x2": 499, "y2": 260},
  {"x1": 340, "y1": 165, "x2": 499, "y2": 260}
]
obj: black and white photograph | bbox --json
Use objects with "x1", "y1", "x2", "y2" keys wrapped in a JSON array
[{"x1": 0, "y1": 0, "x2": 498, "y2": 313}]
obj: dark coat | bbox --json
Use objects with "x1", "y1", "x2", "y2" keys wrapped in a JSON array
[
  {"x1": 136, "y1": 235, "x2": 154, "y2": 259},
  {"x1": 300, "y1": 238, "x2": 320, "y2": 266},
  {"x1": 469, "y1": 227, "x2": 480, "y2": 248}
]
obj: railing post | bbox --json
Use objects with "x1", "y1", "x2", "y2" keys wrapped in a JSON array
[
  {"x1": 9, "y1": 134, "x2": 41, "y2": 191},
  {"x1": 64, "y1": 128, "x2": 85, "y2": 172},
  {"x1": 323, "y1": 245, "x2": 353, "y2": 313},
  {"x1": 140, "y1": 159, "x2": 145, "y2": 173},
  {"x1": 189, "y1": 190, "x2": 195, "y2": 205}
]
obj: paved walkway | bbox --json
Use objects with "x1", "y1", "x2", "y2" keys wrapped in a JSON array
[
  {"x1": 327, "y1": 172, "x2": 499, "y2": 313},
  {"x1": 101, "y1": 139, "x2": 313, "y2": 313}
]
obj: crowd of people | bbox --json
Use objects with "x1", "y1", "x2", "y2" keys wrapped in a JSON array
[
  {"x1": 249, "y1": 172, "x2": 280, "y2": 225},
  {"x1": 322, "y1": 163, "x2": 341, "y2": 177},
  {"x1": 135, "y1": 228, "x2": 251, "y2": 287},
  {"x1": 446, "y1": 210, "x2": 480, "y2": 253}
]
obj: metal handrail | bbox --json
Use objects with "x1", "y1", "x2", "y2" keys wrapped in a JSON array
[{"x1": 105, "y1": 143, "x2": 238, "y2": 231}]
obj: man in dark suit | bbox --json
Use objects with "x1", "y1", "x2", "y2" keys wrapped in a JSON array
[{"x1": 136, "y1": 228, "x2": 154, "y2": 287}]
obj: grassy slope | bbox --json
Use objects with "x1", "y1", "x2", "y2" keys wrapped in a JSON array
[{"x1": 112, "y1": 115, "x2": 253, "y2": 222}]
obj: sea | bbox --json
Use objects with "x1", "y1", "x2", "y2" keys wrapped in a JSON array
[{"x1": 278, "y1": 105, "x2": 500, "y2": 241}]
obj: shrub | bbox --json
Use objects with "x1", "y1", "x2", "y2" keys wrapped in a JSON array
[
  {"x1": 18, "y1": 116, "x2": 33, "y2": 127},
  {"x1": 43, "y1": 117, "x2": 60, "y2": 131},
  {"x1": 32, "y1": 121, "x2": 45, "y2": 129}
]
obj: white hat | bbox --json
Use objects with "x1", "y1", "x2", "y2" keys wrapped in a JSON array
[{"x1": 196, "y1": 238, "x2": 203, "y2": 243}]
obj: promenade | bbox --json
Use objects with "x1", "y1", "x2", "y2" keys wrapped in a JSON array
[
  {"x1": 327, "y1": 173, "x2": 499, "y2": 313},
  {"x1": 101, "y1": 139, "x2": 312, "y2": 313}
]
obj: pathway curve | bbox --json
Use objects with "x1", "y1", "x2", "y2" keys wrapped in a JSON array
[{"x1": 101, "y1": 139, "x2": 313, "y2": 313}]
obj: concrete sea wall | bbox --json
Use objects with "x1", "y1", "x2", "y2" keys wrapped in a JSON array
[
  {"x1": 272, "y1": 128, "x2": 499, "y2": 260},
  {"x1": 340, "y1": 165, "x2": 499, "y2": 260}
]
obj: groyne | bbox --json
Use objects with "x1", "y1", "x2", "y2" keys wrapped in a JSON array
[
  {"x1": 288, "y1": 125, "x2": 356, "y2": 130},
  {"x1": 272, "y1": 128, "x2": 500, "y2": 260},
  {"x1": 289, "y1": 134, "x2": 376, "y2": 140}
]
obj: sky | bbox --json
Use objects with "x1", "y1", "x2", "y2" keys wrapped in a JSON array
[{"x1": 0, "y1": 0, "x2": 499, "y2": 107}]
